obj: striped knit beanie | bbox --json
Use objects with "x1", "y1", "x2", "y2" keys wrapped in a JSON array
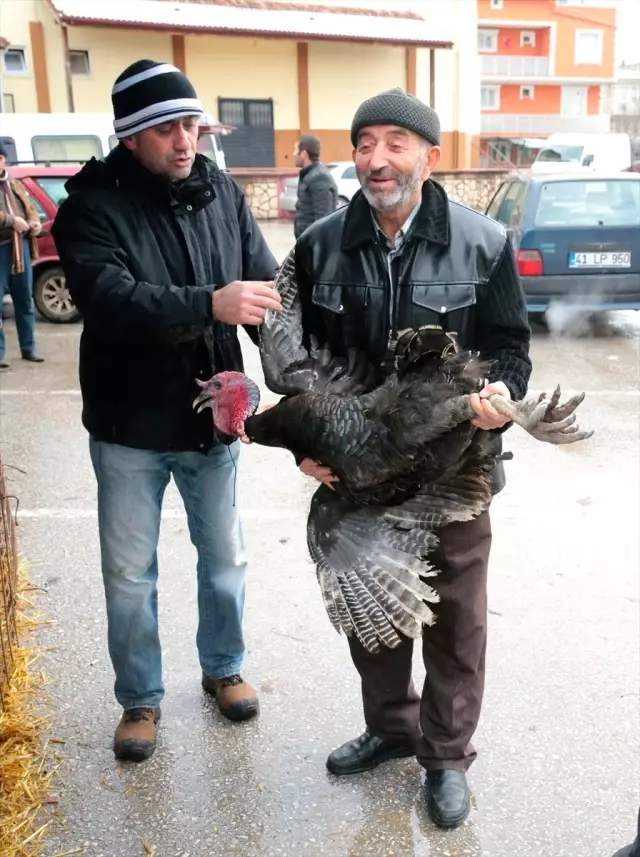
[
  {"x1": 111, "y1": 59, "x2": 203, "y2": 139},
  {"x1": 351, "y1": 87, "x2": 440, "y2": 148}
]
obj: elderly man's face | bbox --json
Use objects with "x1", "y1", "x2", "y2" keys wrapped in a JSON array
[
  {"x1": 122, "y1": 115, "x2": 200, "y2": 181},
  {"x1": 353, "y1": 125, "x2": 440, "y2": 212}
]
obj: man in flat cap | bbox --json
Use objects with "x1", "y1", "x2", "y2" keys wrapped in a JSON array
[{"x1": 292, "y1": 88, "x2": 531, "y2": 828}]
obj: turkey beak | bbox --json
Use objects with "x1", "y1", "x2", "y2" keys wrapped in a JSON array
[
  {"x1": 193, "y1": 393, "x2": 211, "y2": 413},
  {"x1": 193, "y1": 383, "x2": 214, "y2": 413}
]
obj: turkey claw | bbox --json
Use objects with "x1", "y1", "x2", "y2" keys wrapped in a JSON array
[{"x1": 489, "y1": 387, "x2": 594, "y2": 445}]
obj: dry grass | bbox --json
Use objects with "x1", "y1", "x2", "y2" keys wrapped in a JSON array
[{"x1": 0, "y1": 572, "x2": 59, "y2": 857}]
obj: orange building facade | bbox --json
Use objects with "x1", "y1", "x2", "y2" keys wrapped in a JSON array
[{"x1": 477, "y1": 0, "x2": 616, "y2": 166}]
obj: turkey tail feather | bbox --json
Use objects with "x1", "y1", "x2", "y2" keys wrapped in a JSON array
[
  {"x1": 307, "y1": 459, "x2": 494, "y2": 653},
  {"x1": 307, "y1": 491, "x2": 444, "y2": 654}
]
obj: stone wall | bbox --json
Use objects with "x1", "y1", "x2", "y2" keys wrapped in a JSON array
[
  {"x1": 233, "y1": 177, "x2": 281, "y2": 220},
  {"x1": 230, "y1": 168, "x2": 511, "y2": 221},
  {"x1": 435, "y1": 169, "x2": 510, "y2": 213}
]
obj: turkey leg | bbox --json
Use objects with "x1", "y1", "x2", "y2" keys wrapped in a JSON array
[{"x1": 485, "y1": 386, "x2": 594, "y2": 445}]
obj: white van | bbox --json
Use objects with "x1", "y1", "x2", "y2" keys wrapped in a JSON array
[
  {"x1": 531, "y1": 133, "x2": 631, "y2": 175},
  {"x1": 0, "y1": 111, "x2": 228, "y2": 170}
]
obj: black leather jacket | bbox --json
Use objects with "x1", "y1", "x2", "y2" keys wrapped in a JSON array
[{"x1": 294, "y1": 178, "x2": 532, "y2": 492}]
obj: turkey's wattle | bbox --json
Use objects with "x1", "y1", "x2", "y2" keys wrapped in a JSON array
[{"x1": 193, "y1": 371, "x2": 260, "y2": 437}]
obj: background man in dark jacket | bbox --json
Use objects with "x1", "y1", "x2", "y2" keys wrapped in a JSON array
[
  {"x1": 293, "y1": 88, "x2": 532, "y2": 829},
  {"x1": 293, "y1": 134, "x2": 338, "y2": 239},
  {"x1": 51, "y1": 59, "x2": 281, "y2": 763}
]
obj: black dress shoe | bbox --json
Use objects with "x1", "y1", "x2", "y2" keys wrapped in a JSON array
[
  {"x1": 21, "y1": 351, "x2": 44, "y2": 363},
  {"x1": 326, "y1": 729, "x2": 415, "y2": 776},
  {"x1": 426, "y1": 769, "x2": 471, "y2": 829}
]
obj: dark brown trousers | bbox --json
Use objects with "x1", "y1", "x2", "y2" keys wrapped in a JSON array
[{"x1": 347, "y1": 511, "x2": 492, "y2": 772}]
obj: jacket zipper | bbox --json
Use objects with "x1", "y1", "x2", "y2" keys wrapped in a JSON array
[
  {"x1": 374, "y1": 239, "x2": 395, "y2": 359},
  {"x1": 386, "y1": 251, "x2": 395, "y2": 355}
]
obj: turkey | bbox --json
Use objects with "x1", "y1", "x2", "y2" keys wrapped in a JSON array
[{"x1": 193, "y1": 248, "x2": 593, "y2": 654}]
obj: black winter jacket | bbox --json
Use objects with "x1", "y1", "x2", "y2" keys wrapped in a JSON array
[
  {"x1": 294, "y1": 161, "x2": 338, "y2": 239},
  {"x1": 294, "y1": 179, "x2": 532, "y2": 493},
  {"x1": 51, "y1": 145, "x2": 278, "y2": 453}
]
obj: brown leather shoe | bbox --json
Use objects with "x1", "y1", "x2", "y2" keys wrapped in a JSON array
[
  {"x1": 202, "y1": 673, "x2": 259, "y2": 722},
  {"x1": 114, "y1": 706, "x2": 161, "y2": 762}
]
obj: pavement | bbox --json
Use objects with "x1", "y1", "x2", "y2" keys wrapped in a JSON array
[{"x1": 0, "y1": 219, "x2": 638, "y2": 857}]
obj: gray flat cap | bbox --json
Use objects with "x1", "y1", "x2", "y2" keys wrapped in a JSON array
[{"x1": 351, "y1": 87, "x2": 440, "y2": 147}]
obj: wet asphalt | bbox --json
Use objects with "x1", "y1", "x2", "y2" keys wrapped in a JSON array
[{"x1": 0, "y1": 220, "x2": 638, "y2": 857}]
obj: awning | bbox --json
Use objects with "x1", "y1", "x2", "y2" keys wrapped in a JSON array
[{"x1": 47, "y1": 0, "x2": 454, "y2": 48}]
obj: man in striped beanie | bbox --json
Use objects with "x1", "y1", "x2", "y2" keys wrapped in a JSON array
[
  {"x1": 51, "y1": 59, "x2": 281, "y2": 763},
  {"x1": 111, "y1": 58, "x2": 205, "y2": 180}
]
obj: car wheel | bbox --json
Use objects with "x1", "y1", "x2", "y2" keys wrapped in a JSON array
[
  {"x1": 33, "y1": 265, "x2": 80, "y2": 323},
  {"x1": 336, "y1": 195, "x2": 349, "y2": 209}
]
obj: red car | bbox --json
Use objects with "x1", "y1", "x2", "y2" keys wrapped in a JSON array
[{"x1": 9, "y1": 164, "x2": 81, "y2": 323}]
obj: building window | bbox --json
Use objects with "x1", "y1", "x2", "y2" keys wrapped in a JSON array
[
  {"x1": 521, "y1": 31, "x2": 536, "y2": 47},
  {"x1": 481, "y1": 86, "x2": 501, "y2": 110},
  {"x1": 2, "y1": 48, "x2": 27, "y2": 75},
  {"x1": 520, "y1": 85, "x2": 535, "y2": 100},
  {"x1": 477, "y1": 29, "x2": 499, "y2": 53},
  {"x1": 69, "y1": 50, "x2": 91, "y2": 76},
  {"x1": 1, "y1": 94, "x2": 16, "y2": 112},
  {"x1": 490, "y1": 0, "x2": 503, "y2": 8},
  {"x1": 574, "y1": 30, "x2": 603, "y2": 65}
]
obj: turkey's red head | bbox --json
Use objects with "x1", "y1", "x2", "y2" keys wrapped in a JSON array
[{"x1": 193, "y1": 371, "x2": 261, "y2": 437}]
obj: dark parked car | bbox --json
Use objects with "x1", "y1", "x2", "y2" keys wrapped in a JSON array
[
  {"x1": 484, "y1": 170, "x2": 640, "y2": 317},
  {"x1": 8, "y1": 165, "x2": 80, "y2": 323}
]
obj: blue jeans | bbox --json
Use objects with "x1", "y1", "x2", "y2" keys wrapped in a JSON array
[
  {"x1": 0, "y1": 239, "x2": 36, "y2": 358},
  {"x1": 89, "y1": 438, "x2": 248, "y2": 710}
]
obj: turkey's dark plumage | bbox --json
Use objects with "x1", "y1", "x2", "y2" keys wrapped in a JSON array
[{"x1": 216, "y1": 248, "x2": 593, "y2": 653}]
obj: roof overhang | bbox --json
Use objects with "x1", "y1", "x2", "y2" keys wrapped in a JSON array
[{"x1": 46, "y1": 0, "x2": 454, "y2": 49}]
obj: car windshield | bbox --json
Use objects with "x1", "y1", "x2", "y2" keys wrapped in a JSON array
[
  {"x1": 33, "y1": 177, "x2": 70, "y2": 208},
  {"x1": 536, "y1": 145, "x2": 584, "y2": 163},
  {"x1": 534, "y1": 180, "x2": 640, "y2": 227}
]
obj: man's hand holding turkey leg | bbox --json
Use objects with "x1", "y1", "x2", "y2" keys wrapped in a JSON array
[
  {"x1": 212, "y1": 280, "x2": 282, "y2": 325},
  {"x1": 470, "y1": 381, "x2": 512, "y2": 430}
]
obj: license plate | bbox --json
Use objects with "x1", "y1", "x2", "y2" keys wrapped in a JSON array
[{"x1": 569, "y1": 251, "x2": 631, "y2": 268}]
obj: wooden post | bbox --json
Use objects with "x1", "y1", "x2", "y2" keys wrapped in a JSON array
[
  {"x1": 405, "y1": 47, "x2": 417, "y2": 95},
  {"x1": 172, "y1": 34, "x2": 186, "y2": 73},
  {"x1": 61, "y1": 25, "x2": 75, "y2": 112},
  {"x1": 28, "y1": 21, "x2": 51, "y2": 112},
  {"x1": 429, "y1": 48, "x2": 436, "y2": 109},
  {"x1": 297, "y1": 42, "x2": 310, "y2": 133}
]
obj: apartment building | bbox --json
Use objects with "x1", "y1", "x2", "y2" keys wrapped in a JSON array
[{"x1": 477, "y1": 0, "x2": 617, "y2": 167}]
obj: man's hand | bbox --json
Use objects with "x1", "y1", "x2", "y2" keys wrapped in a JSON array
[
  {"x1": 28, "y1": 220, "x2": 42, "y2": 235},
  {"x1": 212, "y1": 280, "x2": 281, "y2": 325},
  {"x1": 470, "y1": 381, "x2": 512, "y2": 430},
  {"x1": 299, "y1": 457, "x2": 339, "y2": 489},
  {"x1": 12, "y1": 216, "x2": 29, "y2": 234}
]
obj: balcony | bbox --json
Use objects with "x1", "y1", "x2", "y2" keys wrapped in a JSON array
[
  {"x1": 481, "y1": 55, "x2": 551, "y2": 78},
  {"x1": 480, "y1": 114, "x2": 611, "y2": 134}
]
